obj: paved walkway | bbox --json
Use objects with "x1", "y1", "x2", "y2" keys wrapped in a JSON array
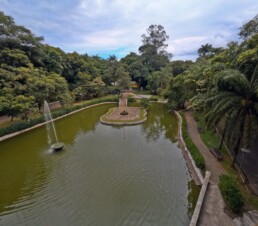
[
  {"x1": 184, "y1": 111, "x2": 233, "y2": 226},
  {"x1": 119, "y1": 93, "x2": 128, "y2": 107}
]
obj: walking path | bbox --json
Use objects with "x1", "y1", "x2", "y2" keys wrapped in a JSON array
[
  {"x1": 184, "y1": 111, "x2": 233, "y2": 226},
  {"x1": 119, "y1": 93, "x2": 128, "y2": 107},
  {"x1": 184, "y1": 111, "x2": 226, "y2": 184},
  {"x1": 185, "y1": 111, "x2": 258, "y2": 226}
]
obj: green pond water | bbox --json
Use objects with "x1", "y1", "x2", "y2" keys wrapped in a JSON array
[{"x1": 0, "y1": 103, "x2": 199, "y2": 226}]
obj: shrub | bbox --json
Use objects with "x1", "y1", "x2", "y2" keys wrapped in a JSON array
[
  {"x1": 0, "y1": 96, "x2": 118, "y2": 137},
  {"x1": 181, "y1": 113, "x2": 205, "y2": 170},
  {"x1": 219, "y1": 174, "x2": 244, "y2": 213},
  {"x1": 0, "y1": 116, "x2": 45, "y2": 137},
  {"x1": 140, "y1": 98, "x2": 150, "y2": 109},
  {"x1": 127, "y1": 95, "x2": 135, "y2": 103},
  {"x1": 149, "y1": 96, "x2": 158, "y2": 101}
]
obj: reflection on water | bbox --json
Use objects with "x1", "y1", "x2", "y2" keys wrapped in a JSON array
[
  {"x1": 0, "y1": 103, "x2": 199, "y2": 226},
  {"x1": 142, "y1": 104, "x2": 178, "y2": 143}
]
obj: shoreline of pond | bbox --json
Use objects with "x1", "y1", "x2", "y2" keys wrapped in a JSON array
[{"x1": 0, "y1": 102, "x2": 117, "y2": 142}]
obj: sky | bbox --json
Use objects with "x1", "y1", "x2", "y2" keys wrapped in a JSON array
[{"x1": 1, "y1": 0, "x2": 258, "y2": 61}]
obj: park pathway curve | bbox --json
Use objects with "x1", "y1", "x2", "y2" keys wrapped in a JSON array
[
  {"x1": 184, "y1": 111, "x2": 234, "y2": 226},
  {"x1": 184, "y1": 111, "x2": 226, "y2": 184}
]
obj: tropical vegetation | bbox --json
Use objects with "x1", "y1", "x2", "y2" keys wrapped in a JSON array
[
  {"x1": 165, "y1": 13, "x2": 258, "y2": 167},
  {"x1": 0, "y1": 10, "x2": 258, "y2": 173},
  {"x1": 219, "y1": 174, "x2": 244, "y2": 213}
]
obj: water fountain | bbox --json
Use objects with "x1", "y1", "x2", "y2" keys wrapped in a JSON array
[{"x1": 43, "y1": 100, "x2": 64, "y2": 151}]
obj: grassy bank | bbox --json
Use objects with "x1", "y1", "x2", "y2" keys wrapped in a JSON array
[
  {"x1": 193, "y1": 112, "x2": 258, "y2": 210},
  {"x1": 0, "y1": 96, "x2": 118, "y2": 137},
  {"x1": 180, "y1": 112, "x2": 205, "y2": 171}
]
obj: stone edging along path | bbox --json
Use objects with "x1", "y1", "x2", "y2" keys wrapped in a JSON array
[
  {"x1": 174, "y1": 111, "x2": 204, "y2": 185},
  {"x1": 0, "y1": 102, "x2": 117, "y2": 142},
  {"x1": 175, "y1": 111, "x2": 211, "y2": 226}
]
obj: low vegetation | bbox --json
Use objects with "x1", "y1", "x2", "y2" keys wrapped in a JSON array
[
  {"x1": 181, "y1": 113, "x2": 205, "y2": 170},
  {"x1": 219, "y1": 174, "x2": 244, "y2": 213},
  {"x1": 140, "y1": 98, "x2": 150, "y2": 109},
  {"x1": 194, "y1": 112, "x2": 258, "y2": 210},
  {"x1": 0, "y1": 97, "x2": 118, "y2": 137},
  {"x1": 127, "y1": 95, "x2": 136, "y2": 103},
  {"x1": 149, "y1": 96, "x2": 158, "y2": 101}
]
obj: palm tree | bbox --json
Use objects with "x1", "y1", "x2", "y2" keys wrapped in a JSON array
[
  {"x1": 205, "y1": 65, "x2": 258, "y2": 166},
  {"x1": 197, "y1": 43, "x2": 213, "y2": 57}
]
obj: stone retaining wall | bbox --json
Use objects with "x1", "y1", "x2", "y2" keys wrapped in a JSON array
[
  {"x1": 0, "y1": 102, "x2": 116, "y2": 142},
  {"x1": 175, "y1": 111, "x2": 212, "y2": 226},
  {"x1": 175, "y1": 111, "x2": 204, "y2": 185}
]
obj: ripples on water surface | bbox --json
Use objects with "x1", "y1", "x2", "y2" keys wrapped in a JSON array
[{"x1": 0, "y1": 104, "x2": 199, "y2": 226}]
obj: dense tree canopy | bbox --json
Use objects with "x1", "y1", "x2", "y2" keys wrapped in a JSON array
[
  {"x1": 165, "y1": 15, "x2": 258, "y2": 165},
  {"x1": 1, "y1": 9, "x2": 257, "y2": 160}
]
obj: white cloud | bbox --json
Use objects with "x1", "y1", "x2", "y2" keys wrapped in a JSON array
[{"x1": 1, "y1": 0, "x2": 258, "y2": 60}]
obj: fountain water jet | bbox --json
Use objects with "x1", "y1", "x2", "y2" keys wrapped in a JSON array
[{"x1": 43, "y1": 100, "x2": 64, "y2": 151}]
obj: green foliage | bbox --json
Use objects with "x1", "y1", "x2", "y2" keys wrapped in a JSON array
[
  {"x1": 219, "y1": 175, "x2": 244, "y2": 213},
  {"x1": 127, "y1": 95, "x2": 135, "y2": 103},
  {"x1": 197, "y1": 43, "x2": 213, "y2": 57},
  {"x1": 181, "y1": 113, "x2": 205, "y2": 170},
  {"x1": 0, "y1": 12, "x2": 44, "y2": 67},
  {"x1": 140, "y1": 98, "x2": 150, "y2": 109},
  {"x1": 171, "y1": 60, "x2": 193, "y2": 76},
  {"x1": 0, "y1": 94, "x2": 35, "y2": 121},
  {"x1": 0, "y1": 116, "x2": 45, "y2": 137},
  {"x1": 115, "y1": 66, "x2": 131, "y2": 90},
  {"x1": 239, "y1": 14, "x2": 258, "y2": 40},
  {"x1": 165, "y1": 75, "x2": 187, "y2": 110},
  {"x1": 205, "y1": 67, "x2": 258, "y2": 165},
  {"x1": 147, "y1": 66, "x2": 172, "y2": 94},
  {"x1": 0, "y1": 96, "x2": 118, "y2": 137},
  {"x1": 149, "y1": 96, "x2": 158, "y2": 101},
  {"x1": 138, "y1": 25, "x2": 171, "y2": 76}
]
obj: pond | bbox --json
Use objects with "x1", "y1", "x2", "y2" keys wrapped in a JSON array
[{"x1": 0, "y1": 103, "x2": 199, "y2": 226}]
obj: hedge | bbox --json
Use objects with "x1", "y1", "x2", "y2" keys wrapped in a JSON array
[
  {"x1": 219, "y1": 174, "x2": 244, "y2": 213},
  {"x1": 181, "y1": 113, "x2": 205, "y2": 170},
  {"x1": 149, "y1": 96, "x2": 158, "y2": 101},
  {"x1": 0, "y1": 97, "x2": 118, "y2": 137},
  {"x1": 127, "y1": 95, "x2": 135, "y2": 103}
]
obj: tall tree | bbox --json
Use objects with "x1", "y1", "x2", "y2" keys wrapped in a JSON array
[
  {"x1": 205, "y1": 67, "x2": 258, "y2": 165},
  {"x1": 197, "y1": 43, "x2": 213, "y2": 57},
  {"x1": 139, "y1": 25, "x2": 172, "y2": 73},
  {"x1": 0, "y1": 12, "x2": 44, "y2": 67},
  {"x1": 239, "y1": 14, "x2": 258, "y2": 40}
]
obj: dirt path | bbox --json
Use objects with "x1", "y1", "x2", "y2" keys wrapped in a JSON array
[
  {"x1": 184, "y1": 111, "x2": 234, "y2": 226},
  {"x1": 0, "y1": 116, "x2": 11, "y2": 124},
  {"x1": 119, "y1": 93, "x2": 129, "y2": 107},
  {"x1": 184, "y1": 111, "x2": 226, "y2": 184}
]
